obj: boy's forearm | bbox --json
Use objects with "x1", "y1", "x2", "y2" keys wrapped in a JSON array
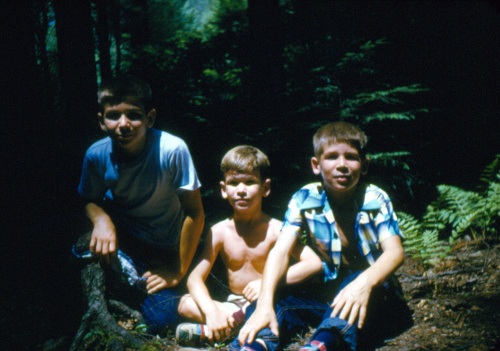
[
  {"x1": 285, "y1": 244, "x2": 322, "y2": 285},
  {"x1": 255, "y1": 231, "x2": 297, "y2": 309},
  {"x1": 85, "y1": 202, "x2": 112, "y2": 226},
  {"x1": 177, "y1": 189, "x2": 205, "y2": 280},
  {"x1": 187, "y1": 275, "x2": 219, "y2": 316},
  {"x1": 178, "y1": 212, "x2": 204, "y2": 279},
  {"x1": 361, "y1": 235, "x2": 404, "y2": 288}
]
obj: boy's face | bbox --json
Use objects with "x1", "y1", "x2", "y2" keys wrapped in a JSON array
[
  {"x1": 98, "y1": 100, "x2": 155, "y2": 157},
  {"x1": 311, "y1": 142, "x2": 369, "y2": 198},
  {"x1": 220, "y1": 170, "x2": 271, "y2": 213}
]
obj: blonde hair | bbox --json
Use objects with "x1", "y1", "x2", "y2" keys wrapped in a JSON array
[
  {"x1": 221, "y1": 145, "x2": 270, "y2": 180},
  {"x1": 313, "y1": 122, "x2": 368, "y2": 158}
]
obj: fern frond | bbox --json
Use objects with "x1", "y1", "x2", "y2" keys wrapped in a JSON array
[
  {"x1": 364, "y1": 108, "x2": 429, "y2": 123},
  {"x1": 479, "y1": 154, "x2": 500, "y2": 185}
]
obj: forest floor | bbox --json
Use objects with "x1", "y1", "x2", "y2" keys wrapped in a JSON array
[
  {"x1": 284, "y1": 237, "x2": 500, "y2": 351},
  {"x1": 5, "y1": 237, "x2": 499, "y2": 351}
]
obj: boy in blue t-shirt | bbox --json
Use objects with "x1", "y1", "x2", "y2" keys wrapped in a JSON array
[
  {"x1": 237, "y1": 122, "x2": 412, "y2": 351},
  {"x1": 77, "y1": 75, "x2": 205, "y2": 334}
]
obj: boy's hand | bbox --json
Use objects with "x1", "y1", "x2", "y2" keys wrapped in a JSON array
[
  {"x1": 330, "y1": 273, "x2": 372, "y2": 328},
  {"x1": 242, "y1": 279, "x2": 261, "y2": 302},
  {"x1": 238, "y1": 306, "x2": 278, "y2": 346},
  {"x1": 143, "y1": 266, "x2": 180, "y2": 294},
  {"x1": 205, "y1": 308, "x2": 234, "y2": 344},
  {"x1": 89, "y1": 221, "x2": 117, "y2": 265}
]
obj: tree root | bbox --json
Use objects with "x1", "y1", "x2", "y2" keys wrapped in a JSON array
[{"x1": 70, "y1": 262, "x2": 147, "y2": 351}]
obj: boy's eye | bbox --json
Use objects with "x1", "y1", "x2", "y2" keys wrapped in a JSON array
[
  {"x1": 127, "y1": 112, "x2": 144, "y2": 121},
  {"x1": 345, "y1": 154, "x2": 360, "y2": 161},
  {"x1": 105, "y1": 112, "x2": 121, "y2": 120}
]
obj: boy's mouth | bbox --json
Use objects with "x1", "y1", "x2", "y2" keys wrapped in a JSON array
[{"x1": 334, "y1": 175, "x2": 351, "y2": 182}]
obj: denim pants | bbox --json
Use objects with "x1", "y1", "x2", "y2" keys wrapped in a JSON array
[
  {"x1": 230, "y1": 283, "x2": 330, "y2": 351},
  {"x1": 104, "y1": 255, "x2": 185, "y2": 335},
  {"x1": 231, "y1": 271, "x2": 412, "y2": 351},
  {"x1": 313, "y1": 271, "x2": 413, "y2": 351}
]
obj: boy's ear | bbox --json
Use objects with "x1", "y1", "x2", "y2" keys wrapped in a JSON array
[
  {"x1": 97, "y1": 112, "x2": 107, "y2": 133},
  {"x1": 146, "y1": 109, "x2": 156, "y2": 127},
  {"x1": 311, "y1": 157, "x2": 321, "y2": 175},
  {"x1": 361, "y1": 157, "x2": 370, "y2": 175},
  {"x1": 220, "y1": 181, "x2": 228, "y2": 199},
  {"x1": 262, "y1": 178, "x2": 271, "y2": 198}
]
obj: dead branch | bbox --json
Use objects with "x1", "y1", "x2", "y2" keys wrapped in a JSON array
[{"x1": 397, "y1": 267, "x2": 484, "y2": 282}]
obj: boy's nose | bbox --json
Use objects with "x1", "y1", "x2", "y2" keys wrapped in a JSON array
[{"x1": 118, "y1": 115, "x2": 131, "y2": 127}]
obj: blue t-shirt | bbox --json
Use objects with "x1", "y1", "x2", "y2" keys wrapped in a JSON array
[{"x1": 78, "y1": 128, "x2": 201, "y2": 249}]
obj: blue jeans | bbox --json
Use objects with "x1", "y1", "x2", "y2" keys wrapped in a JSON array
[
  {"x1": 230, "y1": 283, "x2": 330, "y2": 351},
  {"x1": 104, "y1": 258, "x2": 186, "y2": 335},
  {"x1": 311, "y1": 271, "x2": 413, "y2": 351},
  {"x1": 232, "y1": 272, "x2": 412, "y2": 351}
]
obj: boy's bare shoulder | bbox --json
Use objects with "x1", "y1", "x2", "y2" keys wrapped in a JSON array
[
  {"x1": 267, "y1": 217, "x2": 283, "y2": 238},
  {"x1": 268, "y1": 217, "x2": 283, "y2": 229},
  {"x1": 210, "y1": 218, "x2": 235, "y2": 234}
]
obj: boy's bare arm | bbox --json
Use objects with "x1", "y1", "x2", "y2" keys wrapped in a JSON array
[
  {"x1": 85, "y1": 202, "x2": 116, "y2": 264},
  {"x1": 187, "y1": 227, "x2": 234, "y2": 343},
  {"x1": 238, "y1": 229, "x2": 298, "y2": 345},
  {"x1": 287, "y1": 241, "x2": 323, "y2": 284},
  {"x1": 331, "y1": 235, "x2": 404, "y2": 328},
  {"x1": 144, "y1": 189, "x2": 204, "y2": 293},
  {"x1": 178, "y1": 188, "x2": 205, "y2": 278}
]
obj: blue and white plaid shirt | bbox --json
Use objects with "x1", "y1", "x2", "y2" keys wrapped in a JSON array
[{"x1": 282, "y1": 182, "x2": 403, "y2": 281}]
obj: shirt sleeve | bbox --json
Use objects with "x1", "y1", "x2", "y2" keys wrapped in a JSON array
[
  {"x1": 78, "y1": 153, "x2": 106, "y2": 202},
  {"x1": 281, "y1": 192, "x2": 305, "y2": 237},
  {"x1": 374, "y1": 190, "x2": 403, "y2": 243},
  {"x1": 166, "y1": 140, "x2": 201, "y2": 194}
]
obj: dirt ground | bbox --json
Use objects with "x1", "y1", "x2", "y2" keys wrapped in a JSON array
[
  {"x1": 32, "y1": 237, "x2": 500, "y2": 351},
  {"x1": 374, "y1": 238, "x2": 500, "y2": 351}
]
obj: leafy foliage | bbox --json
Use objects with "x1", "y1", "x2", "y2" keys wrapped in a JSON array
[{"x1": 399, "y1": 156, "x2": 500, "y2": 263}]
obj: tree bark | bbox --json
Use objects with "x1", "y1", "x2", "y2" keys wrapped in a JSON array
[
  {"x1": 70, "y1": 262, "x2": 147, "y2": 350},
  {"x1": 95, "y1": 0, "x2": 113, "y2": 81}
]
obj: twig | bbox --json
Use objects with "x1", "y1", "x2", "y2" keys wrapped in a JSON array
[{"x1": 397, "y1": 267, "x2": 484, "y2": 282}]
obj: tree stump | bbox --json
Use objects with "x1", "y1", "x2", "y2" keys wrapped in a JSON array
[{"x1": 70, "y1": 261, "x2": 148, "y2": 350}]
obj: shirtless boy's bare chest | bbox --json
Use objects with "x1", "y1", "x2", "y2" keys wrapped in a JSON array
[{"x1": 221, "y1": 231, "x2": 274, "y2": 272}]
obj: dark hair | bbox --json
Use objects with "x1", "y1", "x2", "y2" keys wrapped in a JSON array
[
  {"x1": 221, "y1": 145, "x2": 271, "y2": 181},
  {"x1": 313, "y1": 121, "x2": 368, "y2": 158},
  {"x1": 97, "y1": 75, "x2": 153, "y2": 113}
]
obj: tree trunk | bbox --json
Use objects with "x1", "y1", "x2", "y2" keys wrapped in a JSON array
[
  {"x1": 96, "y1": 0, "x2": 113, "y2": 81},
  {"x1": 110, "y1": 0, "x2": 122, "y2": 75},
  {"x1": 53, "y1": 0, "x2": 98, "y2": 156}
]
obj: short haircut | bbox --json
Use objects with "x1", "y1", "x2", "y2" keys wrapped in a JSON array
[
  {"x1": 97, "y1": 75, "x2": 153, "y2": 113},
  {"x1": 313, "y1": 121, "x2": 368, "y2": 158},
  {"x1": 220, "y1": 145, "x2": 271, "y2": 181}
]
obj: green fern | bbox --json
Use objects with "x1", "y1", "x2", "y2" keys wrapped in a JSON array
[
  {"x1": 398, "y1": 156, "x2": 499, "y2": 263},
  {"x1": 398, "y1": 212, "x2": 449, "y2": 264}
]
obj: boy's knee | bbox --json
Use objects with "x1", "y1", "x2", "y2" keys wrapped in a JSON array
[{"x1": 141, "y1": 291, "x2": 182, "y2": 333}]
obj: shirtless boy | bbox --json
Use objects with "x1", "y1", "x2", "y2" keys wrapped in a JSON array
[{"x1": 176, "y1": 145, "x2": 322, "y2": 346}]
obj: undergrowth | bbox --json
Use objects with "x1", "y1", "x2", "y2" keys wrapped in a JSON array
[{"x1": 399, "y1": 155, "x2": 500, "y2": 264}]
